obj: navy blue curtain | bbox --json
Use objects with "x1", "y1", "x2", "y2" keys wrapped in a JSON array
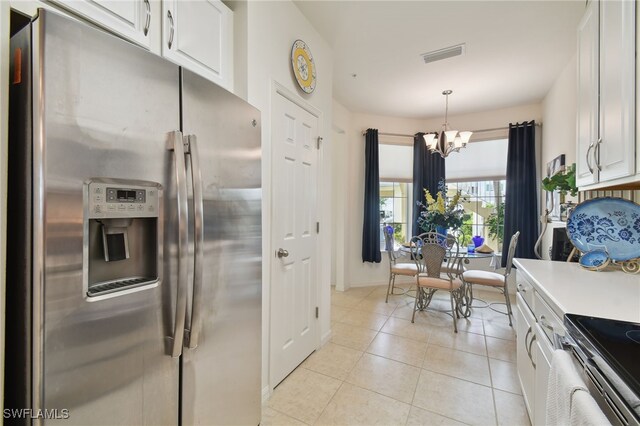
[
  {"x1": 362, "y1": 129, "x2": 381, "y2": 263},
  {"x1": 502, "y1": 121, "x2": 538, "y2": 265},
  {"x1": 412, "y1": 132, "x2": 445, "y2": 236}
]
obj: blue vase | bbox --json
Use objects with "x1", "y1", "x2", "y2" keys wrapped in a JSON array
[
  {"x1": 435, "y1": 226, "x2": 448, "y2": 244},
  {"x1": 435, "y1": 226, "x2": 448, "y2": 236},
  {"x1": 472, "y1": 235, "x2": 485, "y2": 248}
]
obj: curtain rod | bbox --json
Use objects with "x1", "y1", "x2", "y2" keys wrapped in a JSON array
[{"x1": 361, "y1": 123, "x2": 542, "y2": 137}]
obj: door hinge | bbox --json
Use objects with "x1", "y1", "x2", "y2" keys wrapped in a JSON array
[
  {"x1": 315, "y1": 306, "x2": 319, "y2": 318},
  {"x1": 316, "y1": 222, "x2": 320, "y2": 233},
  {"x1": 317, "y1": 136, "x2": 323, "y2": 150}
]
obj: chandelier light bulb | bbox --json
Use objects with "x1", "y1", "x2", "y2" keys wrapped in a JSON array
[{"x1": 445, "y1": 130, "x2": 458, "y2": 146}]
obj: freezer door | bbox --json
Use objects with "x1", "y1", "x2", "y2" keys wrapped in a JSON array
[
  {"x1": 181, "y1": 69, "x2": 262, "y2": 425},
  {"x1": 30, "y1": 10, "x2": 181, "y2": 425}
]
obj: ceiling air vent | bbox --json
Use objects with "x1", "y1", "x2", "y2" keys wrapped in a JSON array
[{"x1": 421, "y1": 43, "x2": 466, "y2": 64}]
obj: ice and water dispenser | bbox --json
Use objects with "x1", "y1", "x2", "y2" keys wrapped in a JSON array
[{"x1": 86, "y1": 180, "x2": 160, "y2": 298}]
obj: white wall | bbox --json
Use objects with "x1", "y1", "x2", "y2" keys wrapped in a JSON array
[
  {"x1": 331, "y1": 100, "x2": 350, "y2": 291},
  {"x1": 332, "y1": 103, "x2": 543, "y2": 288},
  {"x1": 333, "y1": 110, "x2": 426, "y2": 288},
  {"x1": 540, "y1": 55, "x2": 578, "y2": 259},
  {"x1": 244, "y1": 0, "x2": 333, "y2": 395}
]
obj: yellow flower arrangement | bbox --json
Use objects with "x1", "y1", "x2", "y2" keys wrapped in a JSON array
[{"x1": 418, "y1": 180, "x2": 468, "y2": 232}]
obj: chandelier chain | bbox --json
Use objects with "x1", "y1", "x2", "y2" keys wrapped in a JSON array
[{"x1": 444, "y1": 92, "x2": 449, "y2": 129}]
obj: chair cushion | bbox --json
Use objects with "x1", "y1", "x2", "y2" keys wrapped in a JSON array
[
  {"x1": 391, "y1": 263, "x2": 418, "y2": 276},
  {"x1": 462, "y1": 270, "x2": 504, "y2": 287},
  {"x1": 417, "y1": 275, "x2": 463, "y2": 290}
]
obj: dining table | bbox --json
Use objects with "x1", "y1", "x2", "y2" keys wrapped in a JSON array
[{"x1": 398, "y1": 243, "x2": 498, "y2": 317}]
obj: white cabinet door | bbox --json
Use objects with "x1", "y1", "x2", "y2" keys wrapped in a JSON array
[
  {"x1": 162, "y1": 0, "x2": 233, "y2": 91},
  {"x1": 598, "y1": 0, "x2": 636, "y2": 182},
  {"x1": 576, "y1": 0, "x2": 599, "y2": 187},
  {"x1": 516, "y1": 295, "x2": 536, "y2": 419},
  {"x1": 48, "y1": 0, "x2": 151, "y2": 49},
  {"x1": 577, "y1": 0, "x2": 636, "y2": 188},
  {"x1": 533, "y1": 324, "x2": 552, "y2": 426}
]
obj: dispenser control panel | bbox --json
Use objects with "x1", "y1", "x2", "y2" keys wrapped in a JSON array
[{"x1": 88, "y1": 182, "x2": 159, "y2": 219}]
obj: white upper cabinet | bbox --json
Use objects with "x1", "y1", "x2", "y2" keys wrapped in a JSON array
[
  {"x1": 576, "y1": 0, "x2": 636, "y2": 188},
  {"x1": 576, "y1": 0, "x2": 599, "y2": 187},
  {"x1": 162, "y1": 0, "x2": 233, "y2": 91},
  {"x1": 598, "y1": 0, "x2": 635, "y2": 182},
  {"x1": 48, "y1": 0, "x2": 152, "y2": 49},
  {"x1": 41, "y1": 0, "x2": 235, "y2": 91}
]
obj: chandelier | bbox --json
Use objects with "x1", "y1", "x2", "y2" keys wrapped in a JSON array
[{"x1": 423, "y1": 90, "x2": 472, "y2": 158}]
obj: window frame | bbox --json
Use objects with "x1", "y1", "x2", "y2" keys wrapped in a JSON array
[{"x1": 379, "y1": 179, "x2": 413, "y2": 249}]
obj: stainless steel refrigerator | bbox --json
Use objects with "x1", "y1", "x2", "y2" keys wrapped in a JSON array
[{"x1": 5, "y1": 9, "x2": 262, "y2": 425}]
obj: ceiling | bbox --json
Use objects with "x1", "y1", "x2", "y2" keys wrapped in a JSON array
[{"x1": 294, "y1": 1, "x2": 584, "y2": 119}]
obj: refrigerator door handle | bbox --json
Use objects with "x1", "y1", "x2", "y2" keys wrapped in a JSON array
[
  {"x1": 167, "y1": 130, "x2": 189, "y2": 358},
  {"x1": 185, "y1": 134, "x2": 204, "y2": 349}
]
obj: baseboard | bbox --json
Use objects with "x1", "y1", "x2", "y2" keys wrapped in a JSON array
[
  {"x1": 321, "y1": 329, "x2": 332, "y2": 346},
  {"x1": 262, "y1": 385, "x2": 271, "y2": 404}
]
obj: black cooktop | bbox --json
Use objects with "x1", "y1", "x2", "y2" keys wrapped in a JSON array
[{"x1": 566, "y1": 314, "x2": 640, "y2": 402}]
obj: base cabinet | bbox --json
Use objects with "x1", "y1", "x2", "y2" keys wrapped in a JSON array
[
  {"x1": 533, "y1": 324, "x2": 552, "y2": 426},
  {"x1": 516, "y1": 294, "x2": 536, "y2": 420},
  {"x1": 516, "y1": 278, "x2": 565, "y2": 426}
]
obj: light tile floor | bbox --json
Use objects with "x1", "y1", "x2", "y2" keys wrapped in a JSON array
[{"x1": 263, "y1": 284, "x2": 531, "y2": 426}]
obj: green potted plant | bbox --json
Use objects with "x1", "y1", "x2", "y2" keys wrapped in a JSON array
[
  {"x1": 542, "y1": 163, "x2": 578, "y2": 221},
  {"x1": 541, "y1": 163, "x2": 578, "y2": 197}
]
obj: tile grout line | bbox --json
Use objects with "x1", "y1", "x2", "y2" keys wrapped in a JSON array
[
  {"x1": 311, "y1": 380, "x2": 346, "y2": 426},
  {"x1": 485, "y1": 331, "x2": 500, "y2": 426},
  {"x1": 313, "y1": 288, "x2": 383, "y2": 424},
  {"x1": 326, "y1": 286, "x2": 523, "y2": 424},
  {"x1": 265, "y1": 405, "x2": 312, "y2": 425}
]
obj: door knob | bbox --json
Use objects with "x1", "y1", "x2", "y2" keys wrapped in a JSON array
[{"x1": 277, "y1": 248, "x2": 289, "y2": 258}]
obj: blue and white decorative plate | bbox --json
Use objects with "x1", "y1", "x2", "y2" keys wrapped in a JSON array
[
  {"x1": 567, "y1": 197, "x2": 640, "y2": 261},
  {"x1": 579, "y1": 249, "x2": 610, "y2": 271}
]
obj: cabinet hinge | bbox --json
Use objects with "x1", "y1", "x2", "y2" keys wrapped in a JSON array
[
  {"x1": 315, "y1": 306, "x2": 319, "y2": 318},
  {"x1": 316, "y1": 222, "x2": 320, "y2": 233},
  {"x1": 317, "y1": 136, "x2": 323, "y2": 150}
]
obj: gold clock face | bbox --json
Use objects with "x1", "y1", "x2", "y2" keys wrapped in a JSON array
[{"x1": 291, "y1": 40, "x2": 316, "y2": 94}]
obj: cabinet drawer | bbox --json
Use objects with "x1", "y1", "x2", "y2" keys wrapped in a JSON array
[
  {"x1": 516, "y1": 271, "x2": 534, "y2": 312},
  {"x1": 534, "y1": 291, "x2": 565, "y2": 346}
]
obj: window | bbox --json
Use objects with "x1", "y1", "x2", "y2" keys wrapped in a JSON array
[
  {"x1": 373, "y1": 137, "x2": 507, "y2": 250},
  {"x1": 446, "y1": 138, "x2": 508, "y2": 249},
  {"x1": 378, "y1": 142, "x2": 413, "y2": 248},
  {"x1": 447, "y1": 180, "x2": 506, "y2": 248},
  {"x1": 380, "y1": 182, "x2": 411, "y2": 246}
]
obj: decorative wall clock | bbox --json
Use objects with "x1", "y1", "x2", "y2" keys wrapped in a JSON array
[{"x1": 291, "y1": 39, "x2": 316, "y2": 94}]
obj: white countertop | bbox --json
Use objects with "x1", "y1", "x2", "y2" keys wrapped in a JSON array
[{"x1": 513, "y1": 258, "x2": 640, "y2": 323}]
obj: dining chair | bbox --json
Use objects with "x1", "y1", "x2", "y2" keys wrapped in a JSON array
[
  {"x1": 414, "y1": 231, "x2": 466, "y2": 276},
  {"x1": 411, "y1": 232, "x2": 464, "y2": 332},
  {"x1": 384, "y1": 229, "x2": 418, "y2": 303},
  {"x1": 461, "y1": 231, "x2": 520, "y2": 326}
]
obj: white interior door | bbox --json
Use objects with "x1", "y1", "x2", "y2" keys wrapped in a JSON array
[{"x1": 270, "y1": 92, "x2": 319, "y2": 387}]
